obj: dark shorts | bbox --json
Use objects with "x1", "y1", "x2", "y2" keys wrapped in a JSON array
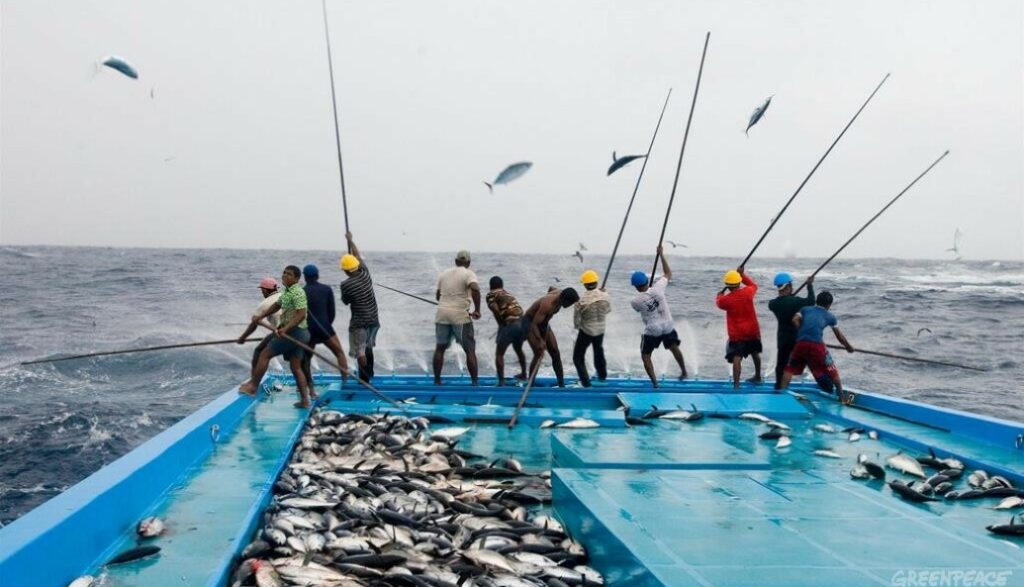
[
  {"x1": 496, "y1": 321, "x2": 526, "y2": 347},
  {"x1": 436, "y1": 322, "x2": 476, "y2": 352},
  {"x1": 641, "y1": 330, "x2": 681, "y2": 355},
  {"x1": 349, "y1": 325, "x2": 379, "y2": 358},
  {"x1": 309, "y1": 325, "x2": 337, "y2": 347},
  {"x1": 786, "y1": 340, "x2": 839, "y2": 391},
  {"x1": 268, "y1": 327, "x2": 310, "y2": 361},
  {"x1": 725, "y1": 338, "x2": 763, "y2": 361}
]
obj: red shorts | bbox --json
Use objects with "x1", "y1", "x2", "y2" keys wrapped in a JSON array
[{"x1": 785, "y1": 340, "x2": 839, "y2": 384}]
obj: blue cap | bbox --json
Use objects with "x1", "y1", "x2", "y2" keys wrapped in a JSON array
[
  {"x1": 630, "y1": 271, "x2": 649, "y2": 288},
  {"x1": 302, "y1": 264, "x2": 319, "y2": 278},
  {"x1": 773, "y1": 272, "x2": 793, "y2": 288}
]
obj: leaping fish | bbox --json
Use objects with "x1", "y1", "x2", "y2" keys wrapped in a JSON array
[
  {"x1": 101, "y1": 55, "x2": 139, "y2": 80},
  {"x1": 745, "y1": 95, "x2": 772, "y2": 136},
  {"x1": 484, "y1": 161, "x2": 532, "y2": 193},
  {"x1": 607, "y1": 151, "x2": 646, "y2": 176}
]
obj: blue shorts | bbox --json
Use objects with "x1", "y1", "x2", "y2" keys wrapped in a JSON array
[{"x1": 269, "y1": 327, "x2": 310, "y2": 361}]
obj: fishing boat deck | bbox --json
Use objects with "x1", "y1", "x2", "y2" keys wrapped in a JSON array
[{"x1": 1, "y1": 374, "x2": 1021, "y2": 587}]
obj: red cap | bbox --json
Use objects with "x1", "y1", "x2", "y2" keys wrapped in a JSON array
[{"x1": 258, "y1": 277, "x2": 278, "y2": 290}]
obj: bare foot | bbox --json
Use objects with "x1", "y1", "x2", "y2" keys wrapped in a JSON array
[
  {"x1": 293, "y1": 400, "x2": 310, "y2": 409},
  {"x1": 514, "y1": 373, "x2": 527, "y2": 381},
  {"x1": 239, "y1": 382, "x2": 257, "y2": 396},
  {"x1": 434, "y1": 378, "x2": 442, "y2": 386},
  {"x1": 679, "y1": 372, "x2": 688, "y2": 380},
  {"x1": 309, "y1": 388, "x2": 319, "y2": 400}
]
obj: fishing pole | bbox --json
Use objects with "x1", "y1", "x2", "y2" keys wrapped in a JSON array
[
  {"x1": 601, "y1": 88, "x2": 673, "y2": 289},
  {"x1": 256, "y1": 321, "x2": 408, "y2": 412},
  {"x1": 508, "y1": 349, "x2": 545, "y2": 428},
  {"x1": 321, "y1": 0, "x2": 351, "y2": 253},
  {"x1": 21, "y1": 338, "x2": 262, "y2": 366},
  {"x1": 824, "y1": 343, "x2": 986, "y2": 372},
  {"x1": 739, "y1": 73, "x2": 891, "y2": 268},
  {"x1": 650, "y1": 32, "x2": 710, "y2": 283},
  {"x1": 376, "y1": 283, "x2": 438, "y2": 306},
  {"x1": 795, "y1": 150, "x2": 950, "y2": 294}
]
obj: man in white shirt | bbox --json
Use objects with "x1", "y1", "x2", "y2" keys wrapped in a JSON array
[
  {"x1": 630, "y1": 246, "x2": 687, "y2": 388},
  {"x1": 237, "y1": 277, "x2": 281, "y2": 381},
  {"x1": 433, "y1": 250, "x2": 482, "y2": 385}
]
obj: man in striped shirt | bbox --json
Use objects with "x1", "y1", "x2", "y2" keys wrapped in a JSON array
[{"x1": 340, "y1": 232, "x2": 380, "y2": 383}]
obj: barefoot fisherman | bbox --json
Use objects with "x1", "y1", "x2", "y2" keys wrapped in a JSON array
[{"x1": 240, "y1": 265, "x2": 313, "y2": 408}]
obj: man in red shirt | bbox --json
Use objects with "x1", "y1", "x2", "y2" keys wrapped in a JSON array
[{"x1": 715, "y1": 266, "x2": 762, "y2": 389}]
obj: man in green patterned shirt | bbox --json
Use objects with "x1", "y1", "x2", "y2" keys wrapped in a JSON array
[{"x1": 240, "y1": 265, "x2": 314, "y2": 408}]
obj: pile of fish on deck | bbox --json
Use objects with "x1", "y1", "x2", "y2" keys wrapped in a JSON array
[{"x1": 230, "y1": 410, "x2": 604, "y2": 587}]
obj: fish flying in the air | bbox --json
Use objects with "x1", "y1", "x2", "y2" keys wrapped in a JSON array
[
  {"x1": 607, "y1": 151, "x2": 646, "y2": 176},
  {"x1": 484, "y1": 161, "x2": 532, "y2": 193},
  {"x1": 745, "y1": 95, "x2": 773, "y2": 136}
]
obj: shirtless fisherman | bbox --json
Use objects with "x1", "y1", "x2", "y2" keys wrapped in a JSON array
[{"x1": 522, "y1": 287, "x2": 580, "y2": 388}]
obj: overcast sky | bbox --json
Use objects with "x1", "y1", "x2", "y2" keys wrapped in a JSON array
[{"x1": 1, "y1": 0, "x2": 1021, "y2": 260}]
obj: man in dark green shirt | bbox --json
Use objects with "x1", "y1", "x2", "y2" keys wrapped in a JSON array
[{"x1": 767, "y1": 272, "x2": 814, "y2": 390}]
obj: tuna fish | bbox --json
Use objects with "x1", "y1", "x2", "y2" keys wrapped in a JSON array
[
  {"x1": 886, "y1": 452, "x2": 927, "y2": 478},
  {"x1": 136, "y1": 516, "x2": 164, "y2": 538},
  {"x1": 484, "y1": 162, "x2": 532, "y2": 193},
  {"x1": 993, "y1": 496, "x2": 1024, "y2": 510},
  {"x1": 557, "y1": 418, "x2": 600, "y2": 429},
  {"x1": 813, "y1": 449, "x2": 842, "y2": 459},
  {"x1": 101, "y1": 56, "x2": 138, "y2": 79},
  {"x1": 745, "y1": 96, "x2": 772, "y2": 136},
  {"x1": 607, "y1": 152, "x2": 646, "y2": 176},
  {"x1": 889, "y1": 480, "x2": 939, "y2": 503},
  {"x1": 776, "y1": 436, "x2": 792, "y2": 449},
  {"x1": 986, "y1": 515, "x2": 1024, "y2": 537}
]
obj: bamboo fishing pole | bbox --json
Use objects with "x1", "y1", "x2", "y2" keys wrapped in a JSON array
[
  {"x1": 794, "y1": 150, "x2": 950, "y2": 295},
  {"x1": 21, "y1": 338, "x2": 263, "y2": 366},
  {"x1": 376, "y1": 283, "x2": 438, "y2": 306},
  {"x1": 321, "y1": 0, "x2": 351, "y2": 253},
  {"x1": 824, "y1": 343, "x2": 986, "y2": 372},
  {"x1": 739, "y1": 73, "x2": 891, "y2": 268},
  {"x1": 650, "y1": 33, "x2": 710, "y2": 283},
  {"x1": 508, "y1": 348, "x2": 545, "y2": 428},
  {"x1": 601, "y1": 89, "x2": 673, "y2": 289},
  {"x1": 255, "y1": 320, "x2": 408, "y2": 412}
]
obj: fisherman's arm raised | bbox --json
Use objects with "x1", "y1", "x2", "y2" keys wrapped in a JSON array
[{"x1": 658, "y1": 245, "x2": 672, "y2": 281}]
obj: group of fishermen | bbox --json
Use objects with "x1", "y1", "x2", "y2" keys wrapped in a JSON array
[{"x1": 237, "y1": 239, "x2": 855, "y2": 407}]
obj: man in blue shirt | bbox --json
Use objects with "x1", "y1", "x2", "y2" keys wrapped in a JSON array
[
  {"x1": 301, "y1": 264, "x2": 348, "y2": 395},
  {"x1": 778, "y1": 291, "x2": 855, "y2": 403}
]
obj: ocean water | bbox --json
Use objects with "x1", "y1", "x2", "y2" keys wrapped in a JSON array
[{"x1": 0, "y1": 245, "x2": 1021, "y2": 524}]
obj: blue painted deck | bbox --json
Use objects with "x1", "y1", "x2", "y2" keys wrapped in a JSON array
[
  {"x1": 1, "y1": 374, "x2": 1022, "y2": 587},
  {"x1": 553, "y1": 467, "x2": 1024, "y2": 587}
]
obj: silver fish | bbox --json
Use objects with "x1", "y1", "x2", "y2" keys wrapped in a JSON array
[
  {"x1": 776, "y1": 436, "x2": 792, "y2": 449},
  {"x1": 745, "y1": 95, "x2": 772, "y2": 136},
  {"x1": 814, "y1": 449, "x2": 842, "y2": 459},
  {"x1": 484, "y1": 162, "x2": 532, "y2": 193},
  {"x1": 813, "y1": 424, "x2": 838, "y2": 434},
  {"x1": 993, "y1": 496, "x2": 1024, "y2": 510},
  {"x1": 136, "y1": 516, "x2": 164, "y2": 538},
  {"x1": 739, "y1": 412, "x2": 771, "y2": 423},
  {"x1": 557, "y1": 418, "x2": 600, "y2": 429},
  {"x1": 848, "y1": 432, "x2": 862, "y2": 443},
  {"x1": 886, "y1": 453, "x2": 927, "y2": 478},
  {"x1": 539, "y1": 419, "x2": 556, "y2": 429},
  {"x1": 67, "y1": 577, "x2": 95, "y2": 587}
]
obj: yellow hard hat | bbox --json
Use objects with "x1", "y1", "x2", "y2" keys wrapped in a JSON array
[
  {"x1": 340, "y1": 254, "x2": 360, "y2": 272},
  {"x1": 723, "y1": 270, "x2": 742, "y2": 286},
  {"x1": 580, "y1": 270, "x2": 599, "y2": 285}
]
